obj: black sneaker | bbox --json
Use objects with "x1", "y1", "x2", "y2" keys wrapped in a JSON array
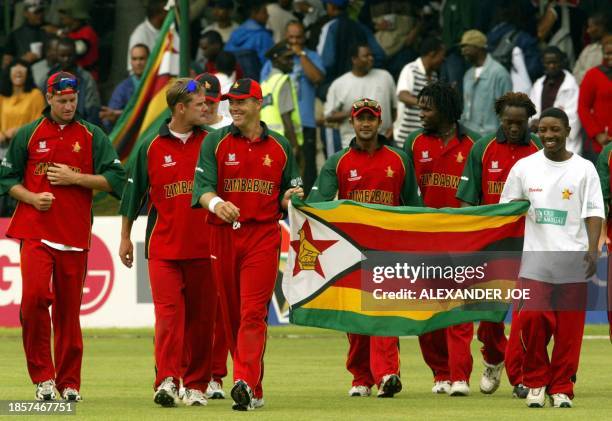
[
  {"x1": 513, "y1": 384, "x2": 529, "y2": 399},
  {"x1": 377, "y1": 374, "x2": 402, "y2": 398}
]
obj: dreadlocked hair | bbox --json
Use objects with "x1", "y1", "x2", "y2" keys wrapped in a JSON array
[
  {"x1": 494, "y1": 92, "x2": 537, "y2": 118},
  {"x1": 417, "y1": 81, "x2": 463, "y2": 124}
]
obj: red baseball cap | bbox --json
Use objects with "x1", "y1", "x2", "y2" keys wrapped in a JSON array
[
  {"x1": 221, "y1": 78, "x2": 263, "y2": 101},
  {"x1": 351, "y1": 98, "x2": 382, "y2": 118},
  {"x1": 47, "y1": 71, "x2": 79, "y2": 95},
  {"x1": 195, "y1": 73, "x2": 221, "y2": 102}
]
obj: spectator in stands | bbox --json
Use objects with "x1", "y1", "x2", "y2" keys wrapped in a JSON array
[
  {"x1": 49, "y1": 37, "x2": 101, "y2": 125},
  {"x1": 128, "y1": 0, "x2": 168, "y2": 71},
  {"x1": 573, "y1": 11, "x2": 611, "y2": 84},
  {"x1": 31, "y1": 36, "x2": 60, "y2": 90},
  {"x1": 578, "y1": 37, "x2": 612, "y2": 156},
  {"x1": 267, "y1": 0, "x2": 296, "y2": 42},
  {"x1": 536, "y1": 0, "x2": 585, "y2": 69},
  {"x1": 295, "y1": 0, "x2": 327, "y2": 50},
  {"x1": 201, "y1": 0, "x2": 238, "y2": 43},
  {"x1": 192, "y1": 30, "x2": 243, "y2": 79},
  {"x1": 460, "y1": 30, "x2": 512, "y2": 137},
  {"x1": 316, "y1": 0, "x2": 385, "y2": 98},
  {"x1": 365, "y1": 0, "x2": 421, "y2": 80},
  {"x1": 100, "y1": 44, "x2": 150, "y2": 132},
  {"x1": 57, "y1": 0, "x2": 99, "y2": 80},
  {"x1": 260, "y1": 42, "x2": 303, "y2": 160},
  {"x1": 324, "y1": 43, "x2": 396, "y2": 148},
  {"x1": 261, "y1": 20, "x2": 324, "y2": 194},
  {"x1": 394, "y1": 37, "x2": 445, "y2": 147},
  {"x1": 0, "y1": 59, "x2": 46, "y2": 150},
  {"x1": 214, "y1": 51, "x2": 238, "y2": 119},
  {"x1": 486, "y1": 2, "x2": 543, "y2": 84},
  {"x1": 224, "y1": 0, "x2": 274, "y2": 79},
  {"x1": 529, "y1": 46, "x2": 581, "y2": 154},
  {"x1": 2, "y1": 0, "x2": 46, "y2": 69}
]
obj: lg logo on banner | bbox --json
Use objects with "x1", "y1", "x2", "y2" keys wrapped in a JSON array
[{"x1": 0, "y1": 233, "x2": 115, "y2": 327}]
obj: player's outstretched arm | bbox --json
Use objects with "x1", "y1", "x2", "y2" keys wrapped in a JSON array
[{"x1": 199, "y1": 192, "x2": 240, "y2": 223}]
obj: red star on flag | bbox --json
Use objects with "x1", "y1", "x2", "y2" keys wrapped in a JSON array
[{"x1": 290, "y1": 220, "x2": 337, "y2": 277}]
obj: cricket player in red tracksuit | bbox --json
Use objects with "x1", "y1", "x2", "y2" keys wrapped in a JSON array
[
  {"x1": 307, "y1": 98, "x2": 422, "y2": 398},
  {"x1": 403, "y1": 82, "x2": 477, "y2": 396},
  {"x1": 0, "y1": 71, "x2": 125, "y2": 401},
  {"x1": 456, "y1": 92, "x2": 542, "y2": 397},
  {"x1": 192, "y1": 78, "x2": 303, "y2": 411},
  {"x1": 595, "y1": 142, "x2": 612, "y2": 344},
  {"x1": 119, "y1": 79, "x2": 217, "y2": 408},
  {"x1": 500, "y1": 107, "x2": 603, "y2": 408}
]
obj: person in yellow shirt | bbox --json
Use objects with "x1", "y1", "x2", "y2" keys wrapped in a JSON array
[{"x1": 0, "y1": 59, "x2": 46, "y2": 147}]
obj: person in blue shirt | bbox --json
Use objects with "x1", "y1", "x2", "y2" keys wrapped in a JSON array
[
  {"x1": 261, "y1": 20, "x2": 325, "y2": 194},
  {"x1": 224, "y1": 1, "x2": 274, "y2": 79},
  {"x1": 100, "y1": 44, "x2": 149, "y2": 132}
]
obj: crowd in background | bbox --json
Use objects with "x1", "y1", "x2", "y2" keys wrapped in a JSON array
[{"x1": 1, "y1": 0, "x2": 611, "y2": 211}]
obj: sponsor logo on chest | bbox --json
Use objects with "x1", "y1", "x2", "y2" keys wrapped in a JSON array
[
  {"x1": 419, "y1": 150, "x2": 432, "y2": 163},
  {"x1": 36, "y1": 141, "x2": 50, "y2": 153},
  {"x1": 225, "y1": 153, "x2": 240, "y2": 166},
  {"x1": 488, "y1": 160, "x2": 503, "y2": 173},
  {"x1": 162, "y1": 154, "x2": 176, "y2": 167},
  {"x1": 348, "y1": 169, "x2": 361, "y2": 182}
]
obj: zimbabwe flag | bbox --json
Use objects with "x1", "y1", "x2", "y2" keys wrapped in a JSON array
[
  {"x1": 282, "y1": 198, "x2": 529, "y2": 336},
  {"x1": 109, "y1": 10, "x2": 178, "y2": 161}
]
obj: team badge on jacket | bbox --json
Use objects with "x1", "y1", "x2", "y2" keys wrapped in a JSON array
[
  {"x1": 72, "y1": 141, "x2": 81, "y2": 153},
  {"x1": 262, "y1": 154, "x2": 273, "y2": 167}
]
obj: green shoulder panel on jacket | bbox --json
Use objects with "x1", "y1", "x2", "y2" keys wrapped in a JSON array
[
  {"x1": 456, "y1": 134, "x2": 494, "y2": 205},
  {"x1": 191, "y1": 126, "x2": 232, "y2": 208},
  {"x1": 0, "y1": 117, "x2": 44, "y2": 195},
  {"x1": 307, "y1": 148, "x2": 350, "y2": 203}
]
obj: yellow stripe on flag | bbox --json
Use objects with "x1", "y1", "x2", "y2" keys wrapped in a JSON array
[
  {"x1": 300, "y1": 205, "x2": 523, "y2": 233},
  {"x1": 138, "y1": 80, "x2": 174, "y2": 137},
  {"x1": 301, "y1": 279, "x2": 515, "y2": 319}
]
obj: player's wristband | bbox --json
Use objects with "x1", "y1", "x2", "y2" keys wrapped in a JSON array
[{"x1": 208, "y1": 196, "x2": 224, "y2": 214}]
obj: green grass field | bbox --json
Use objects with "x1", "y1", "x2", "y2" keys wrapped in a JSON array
[{"x1": 0, "y1": 325, "x2": 610, "y2": 420}]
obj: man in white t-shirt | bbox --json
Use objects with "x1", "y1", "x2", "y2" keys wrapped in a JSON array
[
  {"x1": 500, "y1": 107, "x2": 604, "y2": 409},
  {"x1": 324, "y1": 43, "x2": 396, "y2": 148}
]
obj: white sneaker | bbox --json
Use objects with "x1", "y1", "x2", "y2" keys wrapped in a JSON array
[
  {"x1": 449, "y1": 381, "x2": 470, "y2": 396},
  {"x1": 251, "y1": 397, "x2": 265, "y2": 409},
  {"x1": 205, "y1": 380, "x2": 226, "y2": 399},
  {"x1": 61, "y1": 388, "x2": 81, "y2": 401},
  {"x1": 377, "y1": 374, "x2": 402, "y2": 398},
  {"x1": 348, "y1": 385, "x2": 371, "y2": 397},
  {"x1": 550, "y1": 393, "x2": 572, "y2": 408},
  {"x1": 431, "y1": 380, "x2": 451, "y2": 394},
  {"x1": 154, "y1": 377, "x2": 179, "y2": 407},
  {"x1": 480, "y1": 361, "x2": 504, "y2": 394},
  {"x1": 35, "y1": 380, "x2": 56, "y2": 401},
  {"x1": 526, "y1": 387, "x2": 546, "y2": 408},
  {"x1": 178, "y1": 386, "x2": 186, "y2": 400},
  {"x1": 182, "y1": 388, "x2": 207, "y2": 406}
]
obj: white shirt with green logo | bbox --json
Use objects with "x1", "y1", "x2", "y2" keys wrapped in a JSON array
[{"x1": 500, "y1": 150, "x2": 604, "y2": 252}]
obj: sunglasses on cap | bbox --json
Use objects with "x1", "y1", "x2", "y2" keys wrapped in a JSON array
[
  {"x1": 50, "y1": 77, "x2": 79, "y2": 93},
  {"x1": 352, "y1": 98, "x2": 381, "y2": 112}
]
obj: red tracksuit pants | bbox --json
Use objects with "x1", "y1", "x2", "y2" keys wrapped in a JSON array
[
  {"x1": 476, "y1": 321, "x2": 507, "y2": 365},
  {"x1": 418, "y1": 323, "x2": 473, "y2": 382},
  {"x1": 346, "y1": 334, "x2": 399, "y2": 387},
  {"x1": 20, "y1": 239, "x2": 87, "y2": 392},
  {"x1": 149, "y1": 258, "x2": 216, "y2": 391},
  {"x1": 210, "y1": 222, "x2": 281, "y2": 399},
  {"x1": 518, "y1": 279, "x2": 586, "y2": 398},
  {"x1": 211, "y1": 299, "x2": 230, "y2": 385},
  {"x1": 505, "y1": 310, "x2": 526, "y2": 386}
]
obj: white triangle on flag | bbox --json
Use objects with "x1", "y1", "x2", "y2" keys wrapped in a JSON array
[{"x1": 282, "y1": 202, "x2": 364, "y2": 307}]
